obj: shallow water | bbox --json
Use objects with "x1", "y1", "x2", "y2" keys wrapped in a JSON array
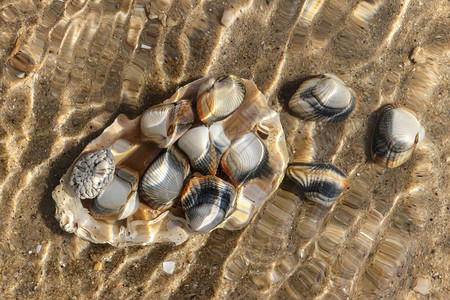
[{"x1": 0, "y1": 0, "x2": 449, "y2": 299}]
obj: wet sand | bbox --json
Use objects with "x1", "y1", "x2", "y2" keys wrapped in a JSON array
[{"x1": 0, "y1": 0, "x2": 449, "y2": 299}]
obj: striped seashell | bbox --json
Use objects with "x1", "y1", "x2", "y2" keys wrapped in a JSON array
[
  {"x1": 140, "y1": 100, "x2": 194, "y2": 148},
  {"x1": 371, "y1": 103, "x2": 425, "y2": 168},
  {"x1": 289, "y1": 73, "x2": 358, "y2": 122},
  {"x1": 197, "y1": 75, "x2": 246, "y2": 125},
  {"x1": 181, "y1": 175, "x2": 236, "y2": 233},
  {"x1": 139, "y1": 147, "x2": 191, "y2": 209},
  {"x1": 286, "y1": 163, "x2": 348, "y2": 206}
]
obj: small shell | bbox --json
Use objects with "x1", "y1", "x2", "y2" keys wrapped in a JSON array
[
  {"x1": 140, "y1": 100, "x2": 194, "y2": 147},
  {"x1": 91, "y1": 167, "x2": 140, "y2": 220},
  {"x1": 70, "y1": 148, "x2": 115, "y2": 199},
  {"x1": 289, "y1": 73, "x2": 358, "y2": 122},
  {"x1": 221, "y1": 132, "x2": 268, "y2": 185},
  {"x1": 286, "y1": 163, "x2": 348, "y2": 206},
  {"x1": 178, "y1": 125, "x2": 217, "y2": 175},
  {"x1": 209, "y1": 122, "x2": 231, "y2": 165},
  {"x1": 197, "y1": 75, "x2": 246, "y2": 125},
  {"x1": 139, "y1": 147, "x2": 191, "y2": 209},
  {"x1": 371, "y1": 103, "x2": 425, "y2": 168},
  {"x1": 181, "y1": 176, "x2": 236, "y2": 233}
]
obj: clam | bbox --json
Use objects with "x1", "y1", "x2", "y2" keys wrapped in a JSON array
[
  {"x1": 371, "y1": 103, "x2": 425, "y2": 168},
  {"x1": 181, "y1": 176, "x2": 236, "y2": 233},
  {"x1": 140, "y1": 100, "x2": 194, "y2": 148},
  {"x1": 209, "y1": 122, "x2": 231, "y2": 164},
  {"x1": 70, "y1": 148, "x2": 115, "y2": 199},
  {"x1": 139, "y1": 147, "x2": 191, "y2": 209},
  {"x1": 286, "y1": 163, "x2": 348, "y2": 206},
  {"x1": 221, "y1": 132, "x2": 269, "y2": 185},
  {"x1": 90, "y1": 167, "x2": 140, "y2": 221},
  {"x1": 289, "y1": 73, "x2": 358, "y2": 122},
  {"x1": 197, "y1": 75, "x2": 246, "y2": 125},
  {"x1": 178, "y1": 125, "x2": 217, "y2": 175}
]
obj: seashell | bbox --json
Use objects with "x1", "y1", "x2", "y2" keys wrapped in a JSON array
[
  {"x1": 286, "y1": 163, "x2": 348, "y2": 206},
  {"x1": 139, "y1": 147, "x2": 191, "y2": 209},
  {"x1": 91, "y1": 167, "x2": 140, "y2": 221},
  {"x1": 178, "y1": 125, "x2": 217, "y2": 175},
  {"x1": 181, "y1": 176, "x2": 236, "y2": 233},
  {"x1": 209, "y1": 122, "x2": 231, "y2": 165},
  {"x1": 371, "y1": 103, "x2": 425, "y2": 168},
  {"x1": 197, "y1": 75, "x2": 246, "y2": 125},
  {"x1": 140, "y1": 99, "x2": 194, "y2": 148},
  {"x1": 288, "y1": 73, "x2": 358, "y2": 122},
  {"x1": 70, "y1": 148, "x2": 115, "y2": 200},
  {"x1": 221, "y1": 132, "x2": 269, "y2": 185}
]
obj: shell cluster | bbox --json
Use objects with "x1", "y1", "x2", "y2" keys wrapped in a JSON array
[
  {"x1": 53, "y1": 75, "x2": 287, "y2": 246},
  {"x1": 52, "y1": 74, "x2": 425, "y2": 247}
]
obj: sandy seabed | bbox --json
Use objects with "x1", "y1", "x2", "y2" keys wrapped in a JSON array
[{"x1": 0, "y1": 0, "x2": 449, "y2": 299}]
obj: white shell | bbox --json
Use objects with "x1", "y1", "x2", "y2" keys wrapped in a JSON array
[
  {"x1": 178, "y1": 125, "x2": 216, "y2": 175},
  {"x1": 288, "y1": 73, "x2": 358, "y2": 122},
  {"x1": 91, "y1": 167, "x2": 140, "y2": 220},
  {"x1": 209, "y1": 122, "x2": 231, "y2": 154},
  {"x1": 372, "y1": 103, "x2": 425, "y2": 168},
  {"x1": 197, "y1": 75, "x2": 246, "y2": 125},
  {"x1": 221, "y1": 132, "x2": 268, "y2": 185}
]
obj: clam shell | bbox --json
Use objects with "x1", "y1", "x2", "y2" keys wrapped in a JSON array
[
  {"x1": 181, "y1": 176, "x2": 236, "y2": 233},
  {"x1": 139, "y1": 147, "x2": 191, "y2": 209},
  {"x1": 91, "y1": 167, "x2": 140, "y2": 221},
  {"x1": 371, "y1": 103, "x2": 425, "y2": 168},
  {"x1": 197, "y1": 75, "x2": 246, "y2": 125},
  {"x1": 140, "y1": 100, "x2": 194, "y2": 148},
  {"x1": 289, "y1": 73, "x2": 358, "y2": 122},
  {"x1": 221, "y1": 132, "x2": 269, "y2": 186},
  {"x1": 178, "y1": 125, "x2": 217, "y2": 175},
  {"x1": 70, "y1": 148, "x2": 115, "y2": 200},
  {"x1": 286, "y1": 163, "x2": 348, "y2": 206}
]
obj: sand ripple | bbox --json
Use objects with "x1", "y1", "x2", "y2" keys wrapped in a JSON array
[{"x1": 0, "y1": 0, "x2": 449, "y2": 298}]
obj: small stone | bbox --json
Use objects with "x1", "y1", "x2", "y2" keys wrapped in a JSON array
[
  {"x1": 94, "y1": 262, "x2": 103, "y2": 271},
  {"x1": 413, "y1": 277, "x2": 431, "y2": 295},
  {"x1": 162, "y1": 261, "x2": 175, "y2": 274},
  {"x1": 221, "y1": 9, "x2": 237, "y2": 27},
  {"x1": 36, "y1": 244, "x2": 42, "y2": 254}
]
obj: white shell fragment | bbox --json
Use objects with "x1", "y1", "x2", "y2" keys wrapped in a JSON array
[
  {"x1": 371, "y1": 103, "x2": 425, "y2": 168},
  {"x1": 289, "y1": 73, "x2": 358, "y2": 122},
  {"x1": 181, "y1": 176, "x2": 236, "y2": 233},
  {"x1": 286, "y1": 163, "x2": 348, "y2": 206},
  {"x1": 70, "y1": 148, "x2": 115, "y2": 200},
  {"x1": 52, "y1": 75, "x2": 288, "y2": 246},
  {"x1": 162, "y1": 261, "x2": 176, "y2": 275}
]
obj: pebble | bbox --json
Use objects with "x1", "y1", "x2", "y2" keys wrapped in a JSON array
[
  {"x1": 162, "y1": 261, "x2": 175, "y2": 275},
  {"x1": 413, "y1": 277, "x2": 431, "y2": 295},
  {"x1": 221, "y1": 9, "x2": 237, "y2": 27}
]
